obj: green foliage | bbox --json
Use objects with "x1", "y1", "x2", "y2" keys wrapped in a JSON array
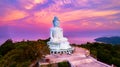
[
  {"x1": 40, "y1": 61, "x2": 70, "y2": 67},
  {"x1": 58, "y1": 61, "x2": 71, "y2": 67},
  {"x1": 79, "y1": 42, "x2": 120, "y2": 67},
  {"x1": 0, "y1": 39, "x2": 50, "y2": 67},
  {"x1": 0, "y1": 39, "x2": 14, "y2": 56}
]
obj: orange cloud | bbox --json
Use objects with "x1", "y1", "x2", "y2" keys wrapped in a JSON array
[
  {"x1": 19, "y1": 0, "x2": 47, "y2": 9},
  {"x1": 32, "y1": 9, "x2": 119, "y2": 24},
  {"x1": 0, "y1": 9, "x2": 28, "y2": 22},
  {"x1": 34, "y1": 0, "x2": 45, "y2": 4},
  {"x1": 62, "y1": 19, "x2": 120, "y2": 32},
  {"x1": 31, "y1": 10, "x2": 56, "y2": 24},
  {"x1": 22, "y1": 9, "x2": 119, "y2": 28},
  {"x1": 58, "y1": 10, "x2": 120, "y2": 22}
]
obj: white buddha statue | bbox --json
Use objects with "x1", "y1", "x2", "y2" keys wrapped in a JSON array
[
  {"x1": 50, "y1": 16, "x2": 68, "y2": 43},
  {"x1": 47, "y1": 16, "x2": 74, "y2": 54}
]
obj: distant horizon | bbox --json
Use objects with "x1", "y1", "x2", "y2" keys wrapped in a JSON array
[
  {"x1": 1, "y1": 35, "x2": 120, "y2": 45},
  {"x1": 0, "y1": 36, "x2": 95, "y2": 45}
]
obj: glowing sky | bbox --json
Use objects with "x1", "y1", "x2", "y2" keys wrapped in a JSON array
[{"x1": 0, "y1": 0, "x2": 120, "y2": 44}]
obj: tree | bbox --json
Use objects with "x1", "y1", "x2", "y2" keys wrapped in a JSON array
[
  {"x1": 0, "y1": 39, "x2": 50, "y2": 67},
  {"x1": 0, "y1": 39, "x2": 14, "y2": 56}
]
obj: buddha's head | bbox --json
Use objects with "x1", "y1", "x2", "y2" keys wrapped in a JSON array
[{"x1": 53, "y1": 16, "x2": 60, "y2": 27}]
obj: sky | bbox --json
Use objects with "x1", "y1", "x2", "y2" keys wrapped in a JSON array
[{"x1": 0, "y1": 0, "x2": 120, "y2": 44}]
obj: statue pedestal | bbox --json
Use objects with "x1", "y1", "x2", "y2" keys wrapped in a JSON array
[{"x1": 47, "y1": 41, "x2": 74, "y2": 54}]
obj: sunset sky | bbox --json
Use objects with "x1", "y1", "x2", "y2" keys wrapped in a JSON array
[{"x1": 0, "y1": 0, "x2": 120, "y2": 44}]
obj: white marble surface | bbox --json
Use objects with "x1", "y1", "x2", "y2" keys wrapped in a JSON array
[{"x1": 47, "y1": 16, "x2": 72, "y2": 51}]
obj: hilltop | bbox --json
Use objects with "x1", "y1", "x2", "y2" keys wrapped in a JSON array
[{"x1": 0, "y1": 39, "x2": 120, "y2": 67}]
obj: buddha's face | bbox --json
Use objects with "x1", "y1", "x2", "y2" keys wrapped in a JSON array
[{"x1": 54, "y1": 20, "x2": 60, "y2": 27}]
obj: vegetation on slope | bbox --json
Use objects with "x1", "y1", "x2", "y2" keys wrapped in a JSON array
[
  {"x1": 74, "y1": 42, "x2": 120, "y2": 67},
  {"x1": 1, "y1": 38, "x2": 120, "y2": 67},
  {"x1": 40, "y1": 61, "x2": 71, "y2": 67},
  {"x1": 58, "y1": 61, "x2": 71, "y2": 67},
  {"x1": 0, "y1": 39, "x2": 50, "y2": 67}
]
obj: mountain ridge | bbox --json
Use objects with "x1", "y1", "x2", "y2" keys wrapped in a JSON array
[{"x1": 95, "y1": 36, "x2": 120, "y2": 45}]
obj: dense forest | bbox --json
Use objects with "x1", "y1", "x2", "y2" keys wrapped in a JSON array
[
  {"x1": 74, "y1": 42, "x2": 120, "y2": 67},
  {"x1": 0, "y1": 39, "x2": 50, "y2": 67}
]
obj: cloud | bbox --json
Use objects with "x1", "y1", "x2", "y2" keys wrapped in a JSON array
[
  {"x1": 57, "y1": 9, "x2": 120, "y2": 22},
  {"x1": 18, "y1": 0, "x2": 47, "y2": 9},
  {"x1": 0, "y1": 9, "x2": 28, "y2": 22},
  {"x1": 19, "y1": 8, "x2": 119, "y2": 32},
  {"x1": 0, "y1": 0, "x2": 120, "y2": 44},
  {"x1": 32, "y1": 9, "x2": 120, "y2": 23}
]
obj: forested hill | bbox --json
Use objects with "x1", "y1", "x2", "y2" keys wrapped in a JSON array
[
  {"x1": 95, "y1": 36, "x2": 120, "y2": 45},
  {"x1": 0, "y1": 39, "x2": 50, "y2": 67},
  {"x1": 1, "y1": 39, "x2": 120, "y2": 67}
]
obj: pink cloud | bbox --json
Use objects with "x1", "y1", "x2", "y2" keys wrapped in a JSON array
[
  {"x1": 18, "y1": 0, "x2": 47, "y2": 9},
  {"x1": 29, "y1": 9, "x2": 120, "y2": 25},
  {"x1": 0, "y1": 9, "x2": 28, "y2": 22},
  {"x1": 57, "y1": 9, "x2": 120, "y2": 22},
  {"x1": 15, "y1": 8, "x2": 119, "y2": 32}
]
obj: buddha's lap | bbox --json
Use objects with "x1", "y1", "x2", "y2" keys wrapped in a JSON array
[{"x1": 50, "y1": 38, "x2": 68, "y2": 42}]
